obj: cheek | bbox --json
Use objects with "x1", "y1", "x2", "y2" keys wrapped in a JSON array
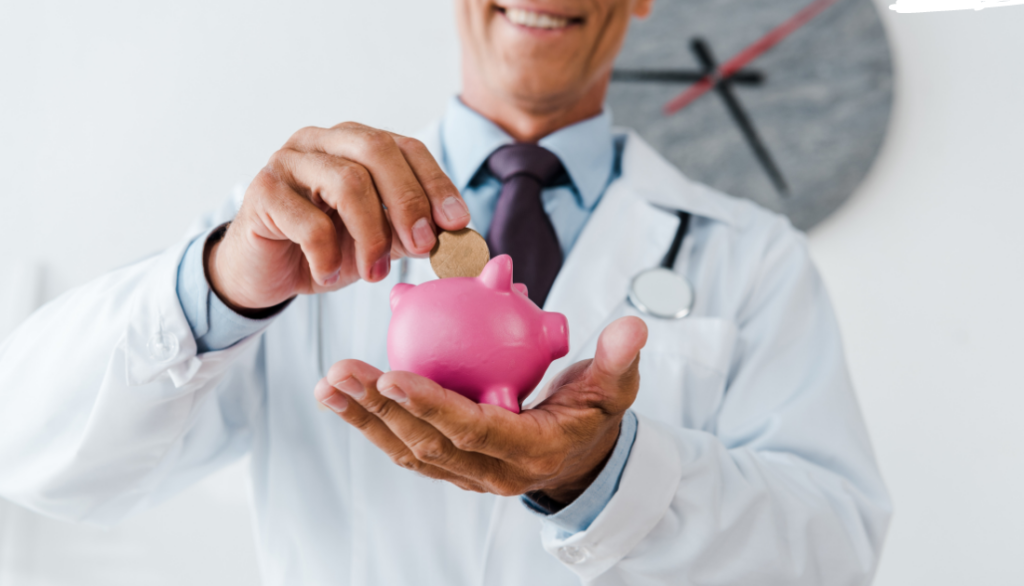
[
  {"x1": 456, "y1": 2, "x2": 494, "y2": 55},
  {"x1": 586, "y1": 8, "x2": 632, "y2": 68}
]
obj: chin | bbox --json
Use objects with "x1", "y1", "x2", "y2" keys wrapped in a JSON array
[{"x1": 491, "y1": 63, "x2": 584, "y2": 110}]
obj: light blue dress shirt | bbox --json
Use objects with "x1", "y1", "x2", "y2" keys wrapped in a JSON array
[
  {"x1": 175, "y1": 96, "x2": 636, "y2": 534},
  {"x1": 440, "y1": 97, "x2": 617, "y2": 255}
]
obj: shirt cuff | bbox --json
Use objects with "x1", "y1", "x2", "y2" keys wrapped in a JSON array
[
  {"x1": 521, "y1": 410, "x2": 638, "y2": 535},
  {"x1": 175, "y1": 225, "x2": 279, "y2": 353}
]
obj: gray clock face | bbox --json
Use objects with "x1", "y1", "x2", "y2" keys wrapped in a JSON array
[{"x1": 608, "y1": 0, "x2": 893, "y2": 230}]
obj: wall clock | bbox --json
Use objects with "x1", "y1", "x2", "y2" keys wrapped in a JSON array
[{"x1": 608, "y1": 0, "x2": 893, "y2": 230}]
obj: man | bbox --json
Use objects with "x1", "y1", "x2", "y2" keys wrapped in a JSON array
[{"x1": 0, "y1": 0, "x2": 890, "y2": 584}]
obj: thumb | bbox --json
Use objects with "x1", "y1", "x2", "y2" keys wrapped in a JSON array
[{"x1": 589, "y1": 316, "x2": 649, "y2": 407}]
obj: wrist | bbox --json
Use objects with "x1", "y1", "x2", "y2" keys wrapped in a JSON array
[
  {"x1": 537, "y1": 421, "x2": 621, "y2": 505},
  {"x1": 205, "y1": 224, "x2": 290, "y2": 319}
]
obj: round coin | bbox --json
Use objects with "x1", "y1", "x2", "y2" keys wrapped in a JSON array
[{"x1": 429, "y1": 228, "x2": 491, "y2": 279}]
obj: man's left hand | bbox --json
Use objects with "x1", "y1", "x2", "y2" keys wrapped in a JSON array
[{"x1": 314, "y1": 316, "x2": 648, "y2": 505}]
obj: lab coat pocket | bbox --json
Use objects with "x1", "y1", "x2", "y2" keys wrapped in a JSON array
[{"x1": 624, "y1": 305, "x2": 737, "y2": 433}]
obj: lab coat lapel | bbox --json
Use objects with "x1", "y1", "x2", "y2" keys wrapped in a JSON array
[
  {"x1": 537, "y1": 176, "x2": 679, "y2": 389},
  {"x1": 535, "y1": 129, "x2": 738, "y2": 396}
]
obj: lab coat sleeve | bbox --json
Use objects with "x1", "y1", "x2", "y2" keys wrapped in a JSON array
[
  {"x1": 0, "y1": 201, "x2": 268, "y2": 526},
  {"x1": 538, "y1": 221, "x2": 892, "y2": 585}
]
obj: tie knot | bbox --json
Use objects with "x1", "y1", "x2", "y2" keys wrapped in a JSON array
[{"x1": 486, "y1": 143, "x2": 565, "y2": 186}]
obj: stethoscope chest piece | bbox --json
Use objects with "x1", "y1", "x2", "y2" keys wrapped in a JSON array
[
  {"x1": 628, "y1": 267, "x2": 694, "y2": 319},
  {"x1": 628, "y1": 209, "x2": 695, "y2": 320}
]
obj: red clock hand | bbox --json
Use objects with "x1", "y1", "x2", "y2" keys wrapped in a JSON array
[{"x1": 663, "y1": 0, "x2": 841, "y2": 115}]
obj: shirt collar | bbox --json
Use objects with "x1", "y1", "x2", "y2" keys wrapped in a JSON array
[{"x1": 440, "y1": 97, "x2": 615, "y2": 211}]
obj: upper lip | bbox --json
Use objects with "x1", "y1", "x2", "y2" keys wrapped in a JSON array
[{"x1": 494, "y1": 3, "x2": 585, "y2": 23}]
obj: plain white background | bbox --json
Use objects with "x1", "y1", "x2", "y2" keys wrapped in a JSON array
[{"x1": 1, "y1": 1, "x2": 1022, "y2": 584}]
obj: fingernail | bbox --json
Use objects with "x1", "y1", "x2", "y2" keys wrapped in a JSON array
[
  {"x1": 323, "y1": 270, "x2": 340, "y2": 286},
  {"x1": 412, "y1": 217, "x2": 436, "y2": 251},
  {"x1": 321, "y1": 392, "x2": 349, "y2": 413},
  {"x1": 371, "y1": 254, "x2": 390, "y2": 281},
  {"x1": 441, "y1": 197, "x2": 470, "y2": 222},
  {"x1": 334, "y1": 376, "x2": 366, "y2": 399},
  {"x1": 380, "y1": 386, "x2": 408, "y2": 403}
]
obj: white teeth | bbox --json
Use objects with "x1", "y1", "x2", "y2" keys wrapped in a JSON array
[{"x1": 504, "y1": 7, "x2": 570, "y2": 29}]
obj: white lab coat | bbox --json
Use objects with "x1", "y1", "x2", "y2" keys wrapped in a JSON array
[{"x1": 0, "y1": 125, "x2": 890, "y2": 585}]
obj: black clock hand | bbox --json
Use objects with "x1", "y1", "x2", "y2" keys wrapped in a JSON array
[
  {"x1": 691, "y1": 38, "x2": 790, "y2": 197},
  {"x1": 612, "y1": 69, "x2": 763, "y2": 84}
]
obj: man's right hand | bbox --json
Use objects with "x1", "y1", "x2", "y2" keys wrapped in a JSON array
[{"x1": 207, "y1": 122, "x2": 471, "y2": 312}]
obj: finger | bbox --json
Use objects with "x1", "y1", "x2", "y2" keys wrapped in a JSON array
[
  {"x1": 250, "y1": 167, "x2": 343, "y2": 286},
  {"x1": 325, "y1": 363, "x2": 505, "y2": 481},
  {"x1": 291, "y1": 124, "x2": 437, "y2": 256},
  {"x1": 274, "y1": 150, "x2": 393, "y2": 282},
  {"x1": 588, "y1": 316, "x2": 649, "y2": 411},
  {"x1": 315, "y1": 379, "x2": 486, "y2": 491},
  {"x1": 388, "y1": 133, "x2": 470, "y2": 232},
  {"x1": 375, "y1": 370, "x2": 550, "y2": 459}
]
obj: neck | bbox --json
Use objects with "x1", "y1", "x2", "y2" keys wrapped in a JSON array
[{"x1": 460, "y1": 69, "x2": 611, "y2": 143}]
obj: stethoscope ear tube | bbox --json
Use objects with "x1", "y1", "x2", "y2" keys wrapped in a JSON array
[
  {"x1": 660, "y1": 211, "x2": 690, "y2": 269},
  {"x1": 628, "y1": 210, "x2": 695, "y2": 320}
]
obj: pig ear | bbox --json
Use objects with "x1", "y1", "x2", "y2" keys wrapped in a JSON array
[
  {"x1": 513, "y1": 283, "x2": 528, "y2": 297},
  {"x1": 479, "y1": 255, "x2": 513, "y2": 291},
  {"x1": 390, "y1": 283, "x2": 413, "y2": 310}
]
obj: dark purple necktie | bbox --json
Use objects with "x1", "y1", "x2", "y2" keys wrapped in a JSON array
[{"x1": 486, "y1": 143, "x2": 566, "y2": 307}]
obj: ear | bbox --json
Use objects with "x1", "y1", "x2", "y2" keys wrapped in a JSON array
[
  {"x1": 513, "y1": 283, "x2": 528, "y2": 297},
  {"x1": 632, "y1": 0, "x2": 654, "y2": 19},
  {"x1": 479, "y1": 255, "x2": 514, "y2": 291},
  {"x1": 390, "y1": 283, "x2": 413, "y2": 310}
]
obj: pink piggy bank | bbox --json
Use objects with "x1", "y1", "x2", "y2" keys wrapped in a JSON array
[{"x1": 387, "y1": 255, "x2": 569, "y2": 413}]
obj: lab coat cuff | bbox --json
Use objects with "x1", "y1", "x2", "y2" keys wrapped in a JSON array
[
  {"x1": 539, "y1": 414, "x2": 683, "y2": 580},
  {"x1": 521, "y1": 411, "x2": 638, "y2": 535},
  {"x1": 176, "y1": 224, "x2": 282, "y2": 353},
  {"x1": 125, "y1": 236, "x2": 268, "y2": 390}
]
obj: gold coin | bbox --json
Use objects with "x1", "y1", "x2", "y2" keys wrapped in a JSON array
[{"x1": 430, "y1": 228, "x2": 491, "y2": 278}]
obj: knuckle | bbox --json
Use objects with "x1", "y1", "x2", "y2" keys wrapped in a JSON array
[
  {"x1": 368, "y1": 395, "x2": 399, "y2": 419},
  {"x1": 454, "y1": 480, "x2": 486, "y2": 493},
  {"x1": 531, "y1": 456, "x2": 564, "y2": 480},
  {"x1": 451, "y1": 427, "x2": 489, "y2": 453},
  {"x1": 393, "y1": 135, "x2": 426, "y2": 153},
  {"x1": 410, "y1": 436, "x2": 450, "y2": 464},
  {"x1": 415, "y1": 400, "x2": 441, "y2": 422},
  {"x1": 391, "y1": 187, "x2": 428, "y2": 212},
  {"x1": 394, "y1": 453, "x2": 424, "y2": 472},
  {"x1": 332, "y1": 120, "x2": 365, "y2": 132},
  {"x1": 266, "y1": 149, "x2": 288, "y2": 170},
  {"x1": 332, "y1": 163, "x2": 372, "y2": 195},
  {"x1": 421, "y1": 172, "x2": 456, "y2": 198},
  {"x1": 491, "y1": 478, "x2": 523, "y2": 497},
  {"x1": 362, "y1": 233, "x2": 391, "y2": 259},
  {"x1": 301, "y1": 214, "x2": 336, "y2": 248},
  {"x1": 347, "y1": 410, "x2": 376, "y2": 432},
  {"x1": 250, "y1": 168, "x2": 278, "y2": 194},
  {"x1": 358, "y1": 129, "x2": 395, "y2": 156},
  {"x1": 309, "y1": 213, "x2": 335, "y2": 237},
  {"x1": 288, "y1": 126, "x2": 320, "y2": 146}
]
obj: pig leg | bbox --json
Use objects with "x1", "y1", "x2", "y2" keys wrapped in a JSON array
[{"x1": 480, "y1": 386, "x2": 520, "y2": 414}]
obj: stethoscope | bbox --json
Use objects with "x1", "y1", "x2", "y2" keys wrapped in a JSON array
[
  {"x1": 315, "y1": 209, "x2": 693, "y2": 377},
  {"x1": 626, "y1": 210, "x2": 695, "y2": 320}
]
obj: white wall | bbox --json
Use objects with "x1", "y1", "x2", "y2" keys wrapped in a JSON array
[
  {"x1": 810, "y1": 6, "x2": 1024, "y2": 584},
  {"x1": 0, "y1": 1, "x2": 1022, "y2": 585}
]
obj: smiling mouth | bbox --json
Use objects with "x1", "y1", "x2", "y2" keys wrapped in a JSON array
[{"x1": 495, "y1": 5, "x2": 584, "y2": 30}]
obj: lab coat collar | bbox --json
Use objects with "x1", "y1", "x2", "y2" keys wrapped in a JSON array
[
  {"x1": 428, "y1": 119, "x2": 738, "y2": 228},
  {"x1": 613, "y1": 127, "x2": 738, "y2": 227}
]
